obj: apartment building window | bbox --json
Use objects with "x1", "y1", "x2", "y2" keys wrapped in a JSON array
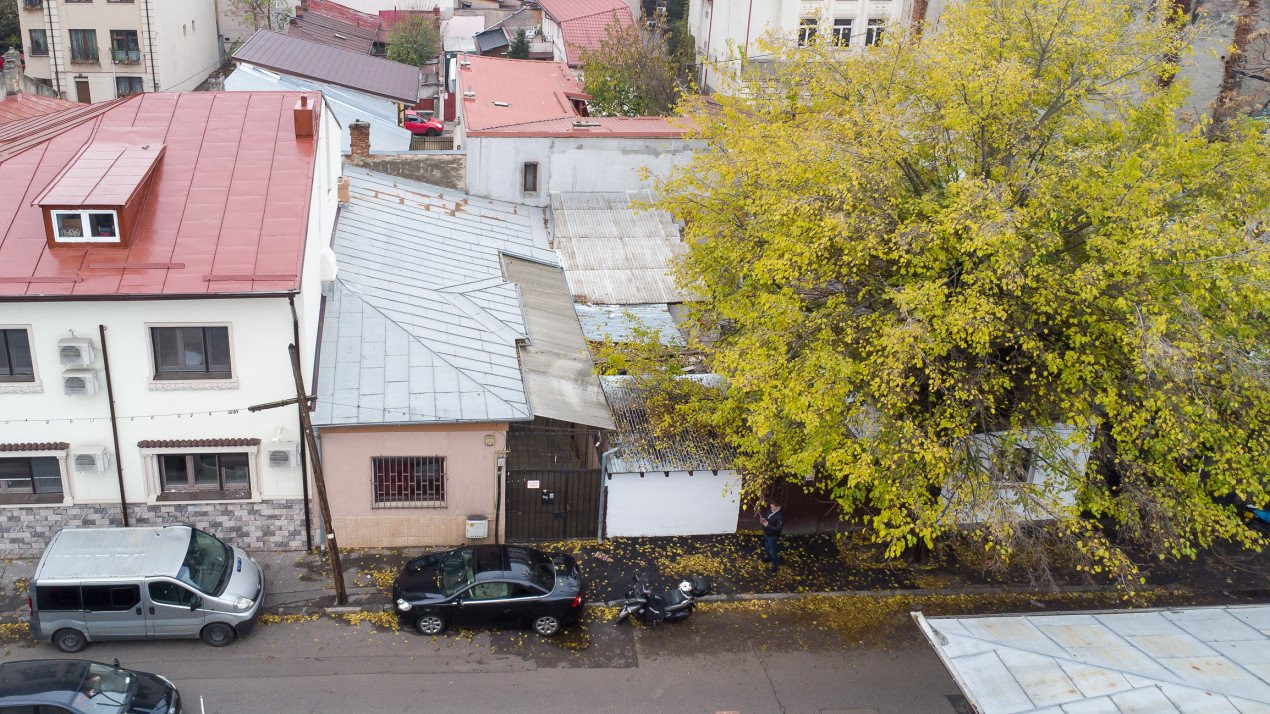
[
  {"x1": 110, "y1": 30, "x2": 140, "y2": 64},
  {"x1": 865, "y1": 19, "x2": 885, "y2": 47},
  {"x1": 158, "y1": 453, "x2": 250, "y2": 500},
  {"x1": 116, "y1": 76, "x2": 144, "y2": 97},
  {"x1": 797, "y1": 18, "x2": 818, "y2": 46},
  {"x1": 28, "y1": 30, "x2": 48, "y2": 57},
  {"x1": 51, "y1": 209, "x2": 118, "y2": 242},
  {"x1": 69, "y1": 30, "x2": 99, "y2": 63},
  {"x1": 832, "y1": 18, "x2": 853, "y2": 47},
  {"x1": 0, "y1": 329, "x2": 34, "y2": 382},
  {"x1": 990, "y1": 445, "x2": 1035, "y2": 484},
  {"x1": 0, "y1": 457, "x2": 63, "y2": 504},
  {"x1": 522, "y1": 162, "x2": 538, "y2": 194},
  {"x1": 150, "y1": 326, "x2": 232, "y2": 379},
  {"x1": 372, "y1": 456, "x2": 446, "y2": 507}
]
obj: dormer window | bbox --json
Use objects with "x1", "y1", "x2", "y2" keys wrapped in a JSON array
[{"x1": 52, "y1": 210, "x2": 120, "y2": 243}]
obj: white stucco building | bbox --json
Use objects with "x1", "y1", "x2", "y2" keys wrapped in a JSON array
[
  {"x1": 0, "y1": 90, "x2": 340, "y2": 554},
  {"x1": 453, "y1": 54, "x2": 696, "y2": 207},
  {"x1": 16, "y1": 0, "x2": 223, "y2": 103}
]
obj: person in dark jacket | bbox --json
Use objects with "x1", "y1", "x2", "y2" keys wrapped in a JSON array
[{"x1": 759, "y1": 501, "x2": 785, "y2": 573}]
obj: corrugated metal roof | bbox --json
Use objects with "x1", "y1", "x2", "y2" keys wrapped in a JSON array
[
  {"x1": 443, "y1": 16, "x2": 487, "y2": 53},
  {"x1": 225, "y1": 63, "x2": 412, "y2": 153},
  {"x1": 575, "y1": 303, "x2": 685, "y2": 345},
  {"x1": 233, "y1": 31, "x2": 419, "y2": 103},
  {"x1": 601, "y1": 374, "x2": 732, "y2": 473},
  {"x1": 502, "y1": 256, "x2": 614, "y2": 429},
  {"x1": 915, "y1": 605, "x2": 1270, "y2": 713},
  {"x1": 0, "y1": 93, "x2": 83, "y2": 126},
  {"x1": 313, "y1": 167, "x2": 557, "y2": 427},
  {"x1": 551, "y1": 191, "x2": 690, "y2": 304},
  {"x1": 538, "y1": 0, "x2": 634, "y2": 66}
]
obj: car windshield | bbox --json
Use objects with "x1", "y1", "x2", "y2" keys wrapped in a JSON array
[
  {"x1": 79, "y1": 662, "x2": 133, "y2": 713},
  {"x1": 438, "y1": 548, "x2": 474, "y2": 596},
  {"x1": 528, "y1": 551, "x2": 555, "y2": 592},
  {"x1": 177, "y1": 528, "x2": 232, "y2": 595}
]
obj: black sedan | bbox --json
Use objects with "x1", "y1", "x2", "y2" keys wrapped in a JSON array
[
  {"x1": 0, "y1": 658, "x2": 180, "y2": 713},
  {"x1": 392, "y1": 545, "x2": 584, "y2": 636}
]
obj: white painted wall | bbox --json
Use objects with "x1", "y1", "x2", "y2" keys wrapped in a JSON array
[
  {"x1": 944, "y1": 426, "x2": 1088, "y2": 525},
  {"x1": 540, "y1": 14, "x2": 568, "y2": 65},
  {"x1": 605, "y1": 469, "x2": 742, "y2": 537},
  {"x1": 154, "y1": 0, "x2": 222, "y2": 92},
  {"x1": 463, "y1": 135, "x2": 697, "y2": 206}
]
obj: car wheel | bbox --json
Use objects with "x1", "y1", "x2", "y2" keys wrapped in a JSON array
[
  {"x1": 414, "y1": 614, "x2": 446, "y2": 636},
  {"x1": 533, "y1": 615, "x2": 561, "y2": 636},
  {"x1": 52, "y1": 628, "x2": 88, "y2": 653},
  {"x1": 201, "y1": 622, "x2": 237, "y2": 647},
  {"x1": 425, "y1": 128, "x2": 440, "y2": 136}
]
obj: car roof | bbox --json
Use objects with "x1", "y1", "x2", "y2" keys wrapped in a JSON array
[
  {"x1": 470, "y1": 545, "x2": 547, "y2": 582},
  {"x1": 0, "y1": 659, "x2": 88, "y2": 707},
  {"x1": 34, "y1": 526, "x2": 191, "y2": 582}
]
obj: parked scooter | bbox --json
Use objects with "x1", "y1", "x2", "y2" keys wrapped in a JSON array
[{"x1": 614, "y1": 572, "x2": 712, "y2": 626}]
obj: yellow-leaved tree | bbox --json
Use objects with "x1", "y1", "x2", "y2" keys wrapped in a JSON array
[{"x1": 644, "y1": 0, "x2": 1270, "y2": 587}]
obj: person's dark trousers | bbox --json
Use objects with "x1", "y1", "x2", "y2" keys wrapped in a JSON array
[{"x1": 763, "y1": 534, "x2": 781, "y2": 571}]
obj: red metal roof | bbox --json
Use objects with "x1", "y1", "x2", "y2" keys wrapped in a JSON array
[
  {"x1": 538, "y1": 0, "x2": 634, "y2": 65},
  {"x1": 457, "y1": 55, "x2": 684, "y2": 138},
  {"x1": 0, "y1": 92, "x2": 323, "y2": 299},
  {"x1": 35, "y1": 136, "x2": 165, "y2": 207},
  {"x1": 288, "y1": 0, "x2": 383, "y2": 54},
  {"x1": 0, "y1": 93, "x2": 85, "y2": 126}
]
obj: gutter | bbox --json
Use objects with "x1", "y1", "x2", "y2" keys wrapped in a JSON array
[{"x1": 143, "y1": 0, "x2": 159, "y2": 91}]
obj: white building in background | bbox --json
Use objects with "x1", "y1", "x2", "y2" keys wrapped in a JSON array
[
  {"x1": 687, "y1": 0, "x2": 919, "y2": 94},
  {"x1": 0, "y1": 91, "x2": 340, "y2": 554},
  {"x1": 16, "y1": 0, "x2": 222, "y2": 103}
]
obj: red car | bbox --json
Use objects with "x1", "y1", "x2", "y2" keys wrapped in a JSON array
[{"x1": 404, "y1": 111, "x2": 443, "y2": 136}]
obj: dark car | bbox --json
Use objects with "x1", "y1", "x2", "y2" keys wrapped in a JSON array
[
  {"x1": 0, "y1": 659, "x2": 179, "y2": 713},
  {"x1": 392, "y1": 545, "x2": 584, "y2": 636}
]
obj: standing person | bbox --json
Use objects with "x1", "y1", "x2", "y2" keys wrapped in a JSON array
[{"x1": 759, "y1": 500, "x2": 785, "y2": 573}]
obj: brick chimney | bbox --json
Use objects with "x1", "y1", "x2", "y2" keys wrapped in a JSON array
[
  {"x1": 293, "y1": 94, "x2": 316, "y2": 138},
  {"x1": 3, "y1": 47, "x2": 22, "y2": 97},
  {"x1": 348, "y1": 120, "x2": 370, "y2": 159}
]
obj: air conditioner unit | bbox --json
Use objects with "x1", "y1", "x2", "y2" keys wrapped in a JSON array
[
  {"x1": 72, "y1": 446, "x2": 110, "y2": 473},
  {"x1": 63, "y1": 369, "x2": 99, "y2": 396},
  {"x1": 267, "y1": 442, "x2": 299, "y2": 469},
  {"x1": 58, "y1": 337, "x2": 95, "y2": 367}
]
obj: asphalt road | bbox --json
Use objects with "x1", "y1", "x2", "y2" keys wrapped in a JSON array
[{"x1": 0, "y1": 604, "x2": 962, "y2": 714}]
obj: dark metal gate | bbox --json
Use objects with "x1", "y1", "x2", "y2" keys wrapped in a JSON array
[{"x1": 505, "y1": 468, "x2": 601, "y2": 541}]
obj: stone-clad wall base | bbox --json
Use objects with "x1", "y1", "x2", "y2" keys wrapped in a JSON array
[{"x1": 0, "y1": 499, "x2": 308, "y2": 556}]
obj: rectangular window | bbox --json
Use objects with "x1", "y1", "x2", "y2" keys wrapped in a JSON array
[
  {"x1": 115, "y1": 76, "x2": 144, "y2": 97},
  {"x1": 28, "y1": 29, "x2": 48, "y2": 56},
  {"x1": 372, "y1": 456, "x2": 446, "y2": 507},
  {"x1": 50, "y1": 209, "x2": 118, "y2": 243},
  {"x1": 798, "y1": 18, "x2": 818, "y2": 46},
  {"x1": 82, "y1": 585, "x2": 140, "y2": 611},
  {"x1": 150, "y1": 326, "x2": 231, "y2": 379},
  {"x1": 158, "y1": 453, "x2": 250, "y2": 500},
  {"x1": 522, "y1": 162, "x2": 538, "y2": 193},
  {"x1": 0, "y1": 329, "x2": 34, "y2": 382},
  {"x1": 0, "y1": 457, "x2": 63, "y2": 504},
  {"x1": 832, "y1": 18, "x2": 852, "y2": 47},
  {"x1": 865, "y1": 19, "x2": 885, "y2": 47},
  {"x1": 35, "y1": 585, "x2": 82, "y2": 612},
  {"x1": 69, "y1": 29, "x2": 99, "y2": 63},
  {"x1": 110, "y1": 30, "x2": 140, "y2": 63}
]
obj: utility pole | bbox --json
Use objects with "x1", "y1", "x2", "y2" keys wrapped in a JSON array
[{"x1": 248, "y1": 344, "x2": 347, "y2": 605}]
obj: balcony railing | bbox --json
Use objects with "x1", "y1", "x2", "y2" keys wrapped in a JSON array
[
  {"x1": 23, "y1": 0, "x2": 42, "y2": 11},
  {"x1": 112, "y1": 49, "x2": 141, "y2": 64}
]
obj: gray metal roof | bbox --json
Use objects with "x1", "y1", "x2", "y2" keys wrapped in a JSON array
[
  {"x1": 35, "y1": 527, "x2": 189, "y2": 581},
  {"x1": 550, "y1": 192, "x2": 690, "y2": 305},
  {"x1": 314, "y1": 167, "x2": 558, "y2": 427},
  {"x1": 233, "y1": 30, "x2": 420, "y2": 104},
  {"x1": 503, "y1": 256, "x2": 614, "y2": 429},
  {"x1": 915, "y1": 605, "x2": 1270, "y2": 713},
  {"x1": 224, "y1": 64, "x2": 412, "y2": 153},
  {"x1": 601, "y1": 374, "x2": 732, "y2": 473},
  {"x1": 574, "y1": 303, "x2": 686, "y2": 345}
]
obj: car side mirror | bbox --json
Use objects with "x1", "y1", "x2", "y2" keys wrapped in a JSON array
[{"x1": 190, "y1": 597, "x2": 202, "y2": 611}]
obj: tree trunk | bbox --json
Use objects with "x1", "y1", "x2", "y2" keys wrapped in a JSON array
[
  {"x1": 1209, "y1": 0, "x2": 1260, "y2": 136},
  {"x1": 912, "y1": 0, "x2": 930, "y2": 38},
  {"x1": 1158, "y1": 0, "x2": 1193, "y2": 88}
]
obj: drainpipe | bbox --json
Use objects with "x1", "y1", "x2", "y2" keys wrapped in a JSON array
[
  {"x1": 701, "y1": 0, "x2": 715, "y2": 88},
  {"x1": 494, "y1": 452, "x2": 506, "y2": 545},
  {"x1": 142, "y1": 0, "x2": 158, "y2": 91},
  {"x1": 44, "y1": 1, "x2": 61, "y2": 97},
  {"x1": 98, "y1": 325, "x2": 130, "y2": 527},
  {"x1": 597, "y1": 446, "x2": 619, "y2": 544},
  {"x1": 289, "y1": 295, "x2": 314, "y2": 551}
]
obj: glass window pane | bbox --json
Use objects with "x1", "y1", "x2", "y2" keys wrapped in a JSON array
[
  {"x1": 179, "y1": 327, "x2": 206, "y2": 370},
  {"x1": 220, "y1": 453, "x2": 249, "y2": 485},
  {"x1": 56, "y1": 213, "x2": 84, "y2": 238},
  {"x1": 194, "y1": 455, "x2": 220, "y2": 486},
  {"x1": 0, "y1": 458, "x2": 31, "y2": 493},
  {"x1": 206, "y1": 327, "x2": 230, "y2": 373},
  {"x1": 88, "y1": 212, "x2": 117, "y2": 238},
  {"x1": 6, "y1": 329, "x2": 32, "y2": 375},
  {"x1": 161, "y1": 455, "x2": 189, "y2": 488},
  {"x1": 36, "y1": 585, "x2": 81, "y2": 611},
  {"x1": 0, "y1": 330, "x2": 9, "y2": 374},
  {"x1": 30, "y1": 457, "x2": 62, "y2": 495},
  {"x1": 153, "y1": 327, "x2": 179, "y2": 372}
]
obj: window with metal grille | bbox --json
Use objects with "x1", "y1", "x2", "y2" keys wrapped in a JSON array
[{"x1": 372, "y1": 456, "x2": 445, "y2": 507}]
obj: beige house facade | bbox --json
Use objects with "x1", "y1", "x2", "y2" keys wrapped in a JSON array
[{"x1": 17, "y1": 0, "x2": 221, "y2": 103}]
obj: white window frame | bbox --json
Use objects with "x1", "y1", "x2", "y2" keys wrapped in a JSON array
[
  {"x1": 0, "y1": 325, "x2": 41, "y2": 394},
  {"x1": 521, "y1": 161, "x2": 539, "y2": 195},
  {"x1": 139, "y1": 444, "x2": 260, "y2": 505},
  {"x1": 50, "y1": 209, "x2": 120, "y2": 243},
  {"x1": 797, "y1": 17, "x2": 819, "y2": 46},
  {"x1": 145, "y1": 322, "x2": 239, "y2": 391},
  {"x1": 865, "y1": 19, "x2": 885, "y2": 47},
  {"x1": 0, "y1": 447, "x2": 73, "y2": 509},
  {"x1": 832, "y1": 18, "x2": 853, "y2": 47}
]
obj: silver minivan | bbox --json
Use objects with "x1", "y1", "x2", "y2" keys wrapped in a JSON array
[{"x1": 29, "y1": 525, "x2": 264, "y2": 653}]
